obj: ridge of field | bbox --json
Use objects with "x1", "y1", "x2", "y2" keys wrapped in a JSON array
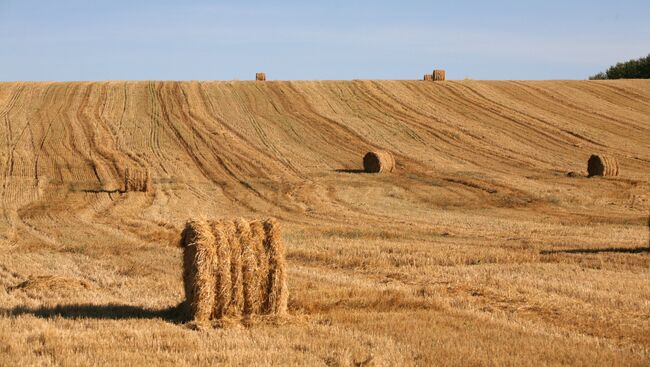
[{"x1": 0, "y1": 80, "x2": 649, "y2": 366}]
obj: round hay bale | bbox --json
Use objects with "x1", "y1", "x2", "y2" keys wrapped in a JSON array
[
  {"x1": 363, "y1": 151, "x2": 395, "y2": 173},
  {"x1": 587, "y1": 154, "x2": 619, "y2": 177}
]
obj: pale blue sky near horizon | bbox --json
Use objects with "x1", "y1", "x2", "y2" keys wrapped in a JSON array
[{"x1": 0, "y1": 0, "x2": 648, "y2": 81}]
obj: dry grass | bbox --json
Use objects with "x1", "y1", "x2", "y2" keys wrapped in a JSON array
[
  {"x1": 8, "y1": 275, "x2": 91, "y2": 292},
  {"x1": 0, "y1": 80, "x2": 649, "y2": 365}
]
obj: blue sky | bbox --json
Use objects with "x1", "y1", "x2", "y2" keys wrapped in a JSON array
[{"x1": 0, "y1": 0, "x2": 648, "y2": 81}]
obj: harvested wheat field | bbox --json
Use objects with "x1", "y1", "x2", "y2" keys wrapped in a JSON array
[
  {"x1": 181, "y1": 217, "x2": 288, "y2": 324},
  {"x1": 0, "y1": 80, "x2": 649, "y2": 366}
]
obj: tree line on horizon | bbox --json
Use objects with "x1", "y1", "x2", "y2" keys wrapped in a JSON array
[{"x1": 590, "y1": 54, "x2": 650, "y2": 80}]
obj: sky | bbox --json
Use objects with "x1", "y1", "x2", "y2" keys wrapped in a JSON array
[{"x1": 0, "y1": 0, "x2": 648, "y2": 81}]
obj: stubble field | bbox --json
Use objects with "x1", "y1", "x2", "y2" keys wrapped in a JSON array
[{"x1": 0, "y1": 79, "x2": 649, "y2": 366}]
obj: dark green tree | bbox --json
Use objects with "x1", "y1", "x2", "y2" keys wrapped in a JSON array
[{"x1": 589, "y1": 54, "x2": 650, "y2": 80}]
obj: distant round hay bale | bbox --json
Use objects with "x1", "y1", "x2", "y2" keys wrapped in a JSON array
[
  {"x1": 256, "y1": 72, "x2": 267, "y2": 81},
  {"x1": 587, "y1": 154, "x2": 619, "y2": 177},
  {"x1": 363, "y1": 151, "x2": 395, "y2": 173},
  {"x1": 180, "y1": 219, "x2": 217, "y2": 323}
]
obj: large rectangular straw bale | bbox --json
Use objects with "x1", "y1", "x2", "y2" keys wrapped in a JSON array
[
  {"x1": 181, "y1": 217, "x2": 288, "y2": 323},
  {"x1": 433, "y1": 69, "x2": 446, "y2": 81}
]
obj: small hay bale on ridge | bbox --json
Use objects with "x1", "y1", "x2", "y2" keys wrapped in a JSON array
[
  {"x1": 587, "y1": 154, "x2": 619, "y2": 177},
  {"x1": 363, "y1": 151, "x2": 395, "y2": 173},
  {"x1": 256, "y1": 73, "x2": 267, "y2": 81},
  {"x1": 433, "y1": 69, "x2": 446, "y2": 81},
  {"x1": 423, "y1": 74, "x2": 434, "y2": 81}
]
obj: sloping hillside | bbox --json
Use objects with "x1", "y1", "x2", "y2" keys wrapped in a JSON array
[{"x1": 0, "y1": 80, "x2": 649, "y2": 366}]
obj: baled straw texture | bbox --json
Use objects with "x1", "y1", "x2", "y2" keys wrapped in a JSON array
[
  {"x1": 249, "y1": 219, "x2": 270, "y2": 315},
  {"x1": 433, "y1": 69, "x2": 446, "y2": 81},
  {"x1": 423, "y1": 74, "x2": 434, "y2": 81},
  {"x1": 237, "y1": 218, "x2": 262, "y2": 315},
  {"x1": 181, "y1": 217, "x2": 288, "y2": 322},
  {"x1": 363, "y1": 151, "x2": 396, "y2": 173},
  {"x1": 256, "y1": 73, "x2": 267, "y2": 81},
  {"x1": 587, "y1": 154, "x2": 619, "y2": 177},
  {"x1": 225, "y1": 220, "x2": 244, "y2": 318},
  {"x1": 180, "y1": 219, "x2": 217, "y2": 323},
  {"x1": 124, "y1": 167, "x2": 152, "y2": 192},
  {"x1": 211, "y1": 220, "x2": 232, "y2": 319},
  {"x1": 262, "y1": 218, "x2": 288, "y2": 315}
]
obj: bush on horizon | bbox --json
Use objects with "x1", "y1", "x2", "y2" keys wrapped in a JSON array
[{"x1": 590, "y1": 54, "x2": 650, "y2": 80}]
